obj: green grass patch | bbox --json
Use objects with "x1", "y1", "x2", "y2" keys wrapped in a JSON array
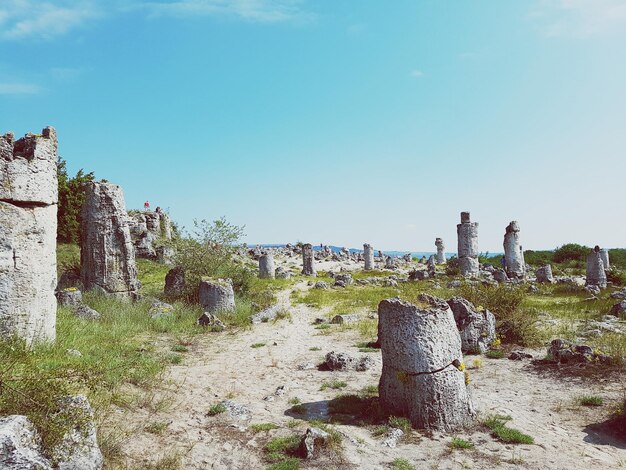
[
  {"x1": 448, "y1": 437, "x2": 473, "y2": 449},
  {"x1": 390, "y1": 458, "x2": 416, "y2": 470},
  {"x1": 309, "y1": 347, "x2": 321, "y2": 351},
  {"x1": 320, "y1": 380, "x2": 348, "y2": 391},
  {"x1": 144, "y1": 421, "x2": 170, "y2": 435},
  {"x1": 264, "y1": 435, "x2": 301, "y2": 464},
  {"x1": 251, "y1": 422, "x2": 280, "y2": 432},
  {"x1": 207, "y1": 403, "x2": 227, "y2": 416},
  {"x1": 579, "y1": 395, "x2": 604, "y2": 407},
  {"x1": 251, "y1": 342, "x2": 266, "y2": 348},
  {"x1": 485, "y1": 350, "x2": 505, "y2": 359},
  {"x1": 483, "y1": 414, "x2": 534, "y2": 444}
]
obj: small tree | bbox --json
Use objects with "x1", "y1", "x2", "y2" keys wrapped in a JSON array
[
  {"x1": 173, "y1": 217, "x2": 250, "y2": 300},
  {"x1": 553, "y1": 243, "x2": 590, "y2": 263},
  {"x1": 57, "y1": 158, "x2": 95, "y2": 244}
]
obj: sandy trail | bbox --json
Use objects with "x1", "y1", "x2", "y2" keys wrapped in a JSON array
[{"x1": 113, "y1": 278, "x2": 626, "y2": 470}]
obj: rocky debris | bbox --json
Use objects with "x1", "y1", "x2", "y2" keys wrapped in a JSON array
[
  {"x1": 128, "y1": 208, "x2": 173, "y2": 261},
  {"x1": 334, "y1": 273, "x2": 353, "y2": 286},
  {"x1": 435, "y1": 238, "x2": 446, "y2": 264},
  {"x1": 457, "y1": 212, "x2": 479, "y2": 277},
  {"x1": 258, "y1": 253, "x2": 275, "y2": 279},
  {"x1": 548, "y1": 339, "x2": 612, "y2": 364},
  {"x1": 324, "y1": 351, "x2": 373, "y2": 372},
  {"x1": 418, "y1": 293, "x2": 449, "y2": 309},
  {"x1": 299, "y1": 427, "x2": 329, "y2": 459},
  {"x1": 355, "y1": 356, "x2": 374, "y2": 371},
  {"x1": 199, "y1": 279, "x2": 235, "y2": 313},
  {"x1": 297, "y1": 362, "x2": 316, "y2": 371},
  {"x1": 220, "y1": 400, "x2": 251, "y2": 421},
  {"x1": 364, "y1": 243, "x2": 374, "y2": 271},
  {"x1": 314, "y1": 281, "x2": 330, "y2": 289},
  {"x1": 586, "y1": 246, "x2": 607, "y2": 289},
  {"x1": 148, "y1": 301, "x2": 174, "y2": 319},
  {"x1": 585, "y1": 285, "x2": 601, "y2": 296},
  {"x1": 385, "y1": 256, "x2": 396, "y2": 269},
  {"x1": 66, "y1": 349, "x2": 83, "y2": 358},
  {"x1": 0, "y1": 127, "x2": 58, "y2": 344},
  {"x1": 610, "y1": 288, "x2": 626, "y2": 299},
  {"x1": 447, "y1": 280, "x2": 462, "y2": 288},
  {"x1": 378, "y1": 297, "x2": 475, "y2": 431},
  {"x1": 301, "y1": 243, "x2": 316, "y2": 276},
  {"x1": 610, "y1": 301, "x2": 626, "y2": 316},
  {"x1": 164, "y1": 267, "x2": 185, "y2": 296},
  {"x1": 275, "y1": 385, "x2": 287, "y2": 396},
  {"x1": 493, "y1": 269, "x2": 508, "y2": 283},
  {"x1": 197, "y1": 312, "x2": 225, "y2": 331},
  {"x1": 73, "y1": 304, "x2": 102, "y2": 321},
  {"x1": 446, "y1": 297, "x2": 496, "y2": 354},
  {"x1": 156, "y1": 245, "x2": 175, "y2": 266},
  {"x1": 52, "y1": 396, "x2": 103, "y2": 470},
  {"x1": 382, "y1": 428, "x2": 404, "y2": 448},
  {"x1": 527, "y1": 284, "x2": 539, "y2": 293},
  {"x1": 508, "y1": 351, "x2": 533, "y2": 360},
  {"x1": 81, "y1": 182, "x2": 139, "y2": 299},
  {"x1": 275, "y1": 266, "x2": 291, "y2": 279},
  {"x1": 0, "y1": 415, "x2": 53, "y2": 469},
  {"x1": 427, "y1": 255, "x2": 436, "y2": 277},
  {"x1": 503, "y1": 221, "x2": 525, "y2": 279},
  {"x1": 536, "y1": 265, "x2": 554, "y2": 283},
  {"x1": 384, "y1": 278, "x2": 399, "y2": 287},
  {"x1": 57, "y1": 288, "x2": 83, "y2": 307},
  {"x1": 330, "y1": 314, "x2": 359, "y2": 325},
  {"x1": 250, "y1": 305, "x2": 285, "y2": 324}
]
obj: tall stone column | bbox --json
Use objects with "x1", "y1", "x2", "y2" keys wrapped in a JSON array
[
  {"x1": 0, "y1": 127, "x2": 58, "y2": 344},
  {"x1": 503, "y1": 221, "x2": 525, "y2": 279},
  {"x1": 600, "y1": 249, "x2": 610, "y2": 270},
  {"x1": 301, "y1": 243, "x2": 316, "y2": 276},
  {"x1": 364, "y1": 244, "x2": 374, "y2": 271},
  {"x1": 586, "y1": 246, "x2": 607, "y2": 289},
  {"x1": 456, "y1": 212, "x2": 479, "y2": 276},
  {"x1": 259, "y1": 252, "x2": 275, "y2": 279},
  {"x1": 378, "y1": 298, "x2": 475, "y2": 431},
  {"x1": 435, "y1": 238, "x2": 445, "y2": 264},
  {"x1": 81, "y1": 182, "x2": 140, "y2": 299}
]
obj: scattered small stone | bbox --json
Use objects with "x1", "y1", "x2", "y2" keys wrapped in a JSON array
[
  {"x1": 382, "y1": 428, "x2": 404, "y2": 448},
  {"x1": 275, "y1": 385, "x2": 287, "y2": 396},
  {"x1": 330, "y1": 314, "x2": 359, "y2": 325},
  {"x1": 508, "y1": 351, "x2": 533, "y2": 360},
  {"x1": 73, "y1": 304, "x2": 101, "y2": 321},
  {"x1": 610, "y1": 301, "x2": 626, "y2": 316},
  {"x1": 314, "y1": 281, "x2": 330, "y2": 289},
  {"x1": 299, "y1": 427, "x2": 329, "y2": 459},
  {"x1": 148, "y1": 300, "x2": 174, "y2": 319},
  {"x1": 250, "y1": 305, "x2": 283, "y2": 324},
  {"x1": 220, "y1": 400, "x2": 251, "y2": 420},
  {"x1": 325, "y1": 351, "x2": 354, "y2": 371},
  {"x1": 355, "y1": 356, "x2": 375, "y2": 371},
  {"x1": 57, "y1": 288, "x2": 82, "y2": 307},
  {"x1": 197, "y1": 312, "x2": 225, "y2": 331},
  {"x1": 65, "y1": 349, "x2": 83, "y2": 358},
  {"x1": 298, "y1": 362, "x2": 316, "y2": 371},
  {"x1": 447, "y1": 280, "x2": 462, "y2": 288}
]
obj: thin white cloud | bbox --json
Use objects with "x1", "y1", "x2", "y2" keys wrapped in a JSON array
[
  {"x1": 411, "y1": 69, "x2": 424, "y2": 78},
  {"x1": 0, "y1": 82, "x2": 41, "y2": 94},
  {"x1": 531, "y1": 0, "x2": 626, "y2": 37},
  {"x1": 0, "y1": 1, "x2": 103, "y2": 40},
  {"x1": 138, "y1": 0, "x2": 312, "y2": 23},
  {"x1": 50, "y1": 66, "x2": 85, "y2": 81}
]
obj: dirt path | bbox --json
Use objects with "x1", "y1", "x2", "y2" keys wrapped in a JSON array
[{"x1": 113, "y1": 281, "x2": 626, "y2": 470}]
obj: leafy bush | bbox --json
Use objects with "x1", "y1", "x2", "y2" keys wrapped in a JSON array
[
  {"x1": 458, "y1": 284, "x2": 543, "y2": 346},
  {"x1": 445, "y1": 256, "x2": 460, "y2": 276},
  {"x1": 553, "y1": 243, "x2": 590, "y2": 263},
  {"x1": 523, "y1": 250, "x2": 554, "y2": 267},
  {"x1": 57, "y1": 158, "x2": 95, "y2": 244},
  {"x1": 173, "y1": 217, "x2": 251, "y2": 300},
  {"x1": 606, "y1": 269, "x2": 626, "y2": 287}
]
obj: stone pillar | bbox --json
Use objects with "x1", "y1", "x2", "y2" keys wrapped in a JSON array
[
  {"x1": 503, "y1": 221, "x2": 525, "y2": 279},
  {"x1": 586, "y1": 246, "x2": 607, "y2": 289},
  {"x1": 199, "y1": 279, "x2": 235, "y2": 313},
  {"x1": 435, "y1": 238, "x2": 445, "y2": 264},
  {"x1": 80, "y1": 182, "x2": 140, "y2": 299},
  {"x1": 385, "y1": 256, "x2": 396, "y2": 269},
  {"x1": 456, "y1": 212, "x2": 479, "y2": 277},
  {"x1": 377, "y1": 298, "x2": 475, "y2": 431},
  {"x1": 427, "y1": 255, "x2": 436, "y2": 277},
  {"x1": 364, "y1": 244, "x2": 374, "y2": 271},
  {"x1": 0, "y1": 127, "x2": 58, "y2": 344},
  {"x1": 535, "y1": 265, "x2": 554, "y2": 283},
  {"x1": 301, "y1": 243, "x2": 316, "y2": 276},
  {"x1": 600, "y1": 249, "x2": 610, "y2": 270},
  {"x1": 259, "y1": 252, "x2": 275, "y2": 279}
]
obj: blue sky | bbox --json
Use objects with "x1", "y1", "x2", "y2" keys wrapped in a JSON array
[{"x1": 1, "y1": 0, "x2": 625, "y2": 252}]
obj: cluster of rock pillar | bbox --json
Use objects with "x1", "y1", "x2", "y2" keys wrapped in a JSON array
[
  {"x1": 435, "y1": 238, "x2": 445, "y2": 264},
  {"x1": 0, "y1": 127, "x2": 58, "y2": 344},
  {"x1": 80, "y1": 182, "x2": 140, "y2": 299},
  {"x1": 364, "y1": 243, "x2": 374, "y2": 271},
  {"x1": 301, "y1": 243, "x2": 316, "y2": 276},
  {"x1": 503, "y1": 221, "x2": 525, "y2": 279},
  {"x1": 586, "y1": 246, "x2": 607, "y2": 289},
  {"x1": 456, "y1": 212, "x2": 479, "y2": 276},
  {"x1": 377, "y1": 298, "x2": 475, "y2": 431}
]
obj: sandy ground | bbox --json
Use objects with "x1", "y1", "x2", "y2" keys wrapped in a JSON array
[{"x1": 108, "y1": 260, "x2": 626, "y2": 470}]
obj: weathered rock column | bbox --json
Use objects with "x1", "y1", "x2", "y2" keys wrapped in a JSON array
[
  {"x1": 535, "y1": 265, "x2": 554, "y2": 283},
  {"x1": 199, "y1": 279, "x2": 235, "y2": 313},
  {"x1": 503, "y1": 221, "x2": 525, "y2": 279},
  {"x1": 600, "y1": 249, "x2": 610, "y2": 270},
  {"x1": 0, "y1": 127, "x2": 58, "y2": 344},
  {"x1": 586, "y1": 246, "x2": 607, "y2": 289},
  {"x1": 259, "y1": 253, "x2": 275, "y2": 279},
  {"x1": 378, "y1": 298, "x2": 475, "y2": 431},
  {"x1": 456, "y1": 212, "x2": 479, "y2": 277},
  {"x1": 80, "y1": 182, "x2": 140, "y2": 299},
  {"x1": 435, "y1": 238, "x2": 445, "y2": 264},
  {"x1": 364, "y1": 244, "x2": 374, "y2": 271},
  {"x1": 301, "y1": 243, "x2": 316, "y2": 276}
]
